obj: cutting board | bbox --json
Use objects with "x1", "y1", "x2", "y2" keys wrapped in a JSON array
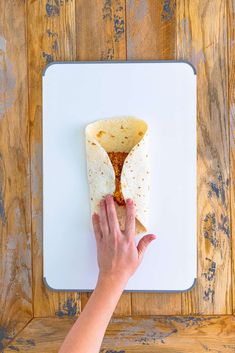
[{"x1": 42, "y1": 61, "x2": 197, "y2": 292}]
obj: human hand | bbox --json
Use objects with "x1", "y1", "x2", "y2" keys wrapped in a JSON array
[{"x1": 92, "y1": 195, "x2": 156, "y2": 286}]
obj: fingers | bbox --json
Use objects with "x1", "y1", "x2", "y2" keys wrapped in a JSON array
[
  {"x1": 125, "y1": 198, "x2": 136, "y2": 237},
  {"x1": 137, "y1": 234, "x2": 157, "y2": 259},
  {"x1": 92, "y1": 213, "x2": 102, "y2": 242},
  {"x1": 99, "y1": 198, "x2": 109, "y2": 238},
  {"x1": 105, "y1": 195, "x2": 120, "y2": 235}
]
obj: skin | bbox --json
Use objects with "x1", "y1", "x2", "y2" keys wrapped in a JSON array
[{"x1": 58, "y1": 195, "x2": 156, "y2": 353}]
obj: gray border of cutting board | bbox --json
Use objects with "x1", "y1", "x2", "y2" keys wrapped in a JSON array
[{"x1": 42, "y1": 60, "x2": 197, "y2": 293}]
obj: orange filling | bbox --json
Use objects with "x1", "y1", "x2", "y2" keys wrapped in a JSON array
[{"x1": 107, "y1": 152, "x2": 128, "y2": 206}]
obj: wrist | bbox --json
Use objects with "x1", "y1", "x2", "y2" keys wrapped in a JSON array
[{"x1": 96, "y1": 272, "x2": 129, "y2": 292}]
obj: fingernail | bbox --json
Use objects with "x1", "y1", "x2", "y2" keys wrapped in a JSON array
[{"x1": 126, "y1": 198, "x2": 133, "y2": 204}]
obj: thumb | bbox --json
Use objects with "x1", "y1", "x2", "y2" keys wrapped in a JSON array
[{"x1": 137, "y1": 234, "x2": 157, "y2": 258}]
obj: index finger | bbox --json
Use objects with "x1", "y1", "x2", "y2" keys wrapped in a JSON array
[{"x1": 125, "y1": 198, "x2": 136, "y2": 237}]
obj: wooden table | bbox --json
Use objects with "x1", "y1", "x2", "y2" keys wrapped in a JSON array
[{"x1": 0, "y1": 0, "x2": 234, "y2": 352}]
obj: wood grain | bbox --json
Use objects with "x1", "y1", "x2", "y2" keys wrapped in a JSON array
[
  {"x1": 27, "y1": 0, "x2": 81, "y2": 318},
  {"x1": 76, "y1": 0, "x2": 131, "y2": 316},
  {"x1": 127, "y1": 0, "x2": 176, "y2": 60},
  {"x1": 4, "y1": 316, "x2": 235, "y2": 352},
  {"x1": 0, "y1": 0, "x2": 33, "y2": 350},
  {"x1": 76, "y1": 0, "x2": 126, "y2": 61},
  {"x1": 228, "y1": 0, "x2": 235, "y2": 314},
  {"x1": 126, "y1": 0, "x2": 181, "y2": 315},
  {"x1": 177, "y1": 0, "x2": 231, "y2": 314}
]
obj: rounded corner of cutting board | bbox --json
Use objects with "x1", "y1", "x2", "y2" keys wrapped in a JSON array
[
  {"x1": 42, "y1": 61, "x2": 64, "y2": 77},
  {"x1": 43, "y1": 276, "x2": 62, "y2": 292},
  {"x1": 180, "y1": 277, "x2": 197, "y2": 293},
  {"x1": 178, "y1": 60, "x2": 197, "y2": 75}
]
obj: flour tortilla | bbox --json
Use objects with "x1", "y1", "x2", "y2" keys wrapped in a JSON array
[{"x1": 85, "y1": 117, "x2": 150, "y2": 234}]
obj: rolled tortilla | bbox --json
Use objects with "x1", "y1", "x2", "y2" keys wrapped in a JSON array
[{"x1": 85, "y1": 116, "x2": 150, "y2": 234}]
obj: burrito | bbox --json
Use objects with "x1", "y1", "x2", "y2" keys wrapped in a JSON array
[{"x1": 85, "y1": 117, "x2": 150, "y2": 234}]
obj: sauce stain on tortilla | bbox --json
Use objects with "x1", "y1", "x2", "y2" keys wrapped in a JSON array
[{"x1": 96, "y1": 130, "x2": 106, "y2": 138}]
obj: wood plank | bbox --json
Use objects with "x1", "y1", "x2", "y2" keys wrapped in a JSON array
[
  {"x1": 76, "y1": 0, "x2": 126, "y2": 61},
  {"x1": 127, "y1": 0, "x2": 176, "y2": 60},
  {"x1": 5, "y1": 316, "x2": 235, "y2": 352},
  {"x1": 228, "y1": 0, "x2": 235, "y2": 314},
  {"x1": 27, "y1": 0, "x2": 81, "y2": 317},
  {"x1": 75, "y1": 0, "x2": 131, "y2": 316},
  {"x1": 0, "y1": 0, "x2": 32, "y2": 350},
  {"x1": 177, "y1": 0, "x2": 231, "y2": 314},
  {"x1": 126, "y1": 0, "x2": 181, "y2": 315}
]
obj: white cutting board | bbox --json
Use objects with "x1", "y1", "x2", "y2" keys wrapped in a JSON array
[{"x1": 42, "y1": 61, "x2": 197, "y2": 292}]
